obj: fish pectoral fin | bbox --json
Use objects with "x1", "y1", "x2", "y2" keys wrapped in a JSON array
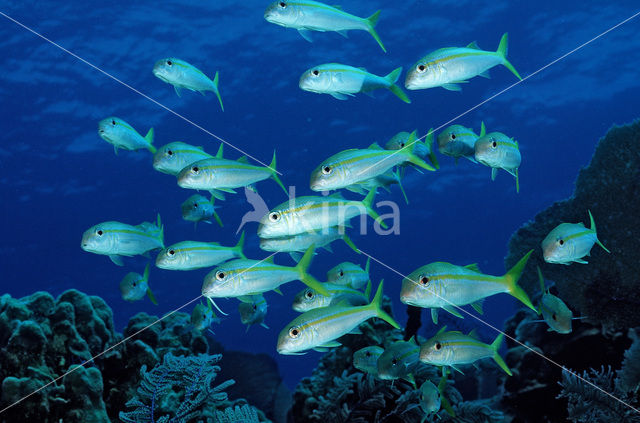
[
  {"x1": 330, "y1": 92, "x2": 350, "y2": 100},
  {"x1": 109, "y1": 255, "x2": 124, "y2": 266},
  {"x1": 174, "y1": 85, "x2": 183, "y2": 97},
  {"x1": 574, "y1": 258, "x2": 589, "y2": 264},
  {"x1": 450, "y1": 365, "x2": 465, "y2": 375},
  {"x1": 443, "y1": 305, "x2": 464, "y2": 319},
  {"x1": 431, "y1": 308, "x2": 439, "y2": 324},
  {"x1": 217, "y1": 188, "x2": 237, "y2": 193},
  {"x1": 260, "y1": 323, "x2": 270, "y2": 329},
  {"x1": 313, "y1": 347, "x2": 329, "y2": 352},
  {"x1": 442, "y1": 83, "x2": 463, "y2": 92},
  {"x1": 336, "y1": 30, "x2": 349, "y2": 38},
  {"x1": 319, "y1": 341, "x2": 342, "y2": 348},
  {"x1": 491, "y1": 167, "x2": 498, "y2": 181},
  {"x1": 113, "y1": 145, "x2": 119, "y2": 155},
  {"x1": 297, "y1": 29, "x2": 314, "y2": 42},
  {"x1": 479, "y1": 70, "x2": 491, "y2": 79}
]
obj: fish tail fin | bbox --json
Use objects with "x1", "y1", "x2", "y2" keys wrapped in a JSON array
[
  {"x1": 365, "y1": 256, "x2": 370, "y2": 275},
  {"x1": 362, "y1": 189, "x2": 388, "y2": 229},
  {"x1": 496, "y1": 32, "x2": 522, "y2": 80},
  {"x1": 342, "y1": 232, "x2": 359, "y2": 253},
  {"x1": 437, "y1": 372, "x2": 456, "y2": 417},
  {"x1": 295, "y1": 245, "x2": 330, "y2": 296},
  {"x1": 588, "y1": 210, "x2": 611, "y2": 253},
  {"x1": 393, "y1": 167, "x2": 409, "y2": 204},
  {"x1": 156, "y1": 213, "x2": 164, "y2": 247},
  {"x1": 490, "y1": 333, "x2": 512, "y2": 375},
  {"x1": 424, "y1": 128, "x2": 440, "y2": 169},
  {"x1": 213, "y1": 71, "x2": 224, "y2": 111},
  {"x1": 365, "y1": 10, "x2": 386, "y2": 53},
  {"x1": 405, "y1": 149, "x2": 436, "y2": 172},
  {"x1": 145, "y1": 128, "x2": 156, "y2": 154},
  {"x1": 146, "y1": 286, "x2": 158, "y2": 306},
  {"x1": 268, "y1": 151, "x2": 288, "y2": 195},
  {"x1": 503, "y1": 249, "x2": 536, "y2": 312},
  {"x1": 368, "y1": 280, "x2": 400, "y2": 328},
  {"x1": 208, "y1": 195, "x2": 224, "y2": 227},
  {"x1": 384, "y1": 67, "x2": 410, "y2": 103},
  {"x1": 142, "y1": 263, "x2": 150, "y2": 282},
  {"x1": 236, "y1": 231, "x2": 246, "y2": 259}
]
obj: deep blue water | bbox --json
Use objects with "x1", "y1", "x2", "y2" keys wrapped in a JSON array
[{"x1": 1, "y1": 0, "x2": 639, "y2": 390}]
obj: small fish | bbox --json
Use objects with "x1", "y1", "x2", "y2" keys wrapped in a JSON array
[
  {"x1": 238, "y1": 294, "x2": 269, "y2": 331},
  {"x1": 202, "y1": 246, "x2": 330, "y2": 306},
  {"x1": 326, "y1": 258, "x2": 370, "y2": 290},
  {"x1": 259, "y1": 226, "x2": 358, "y2": 259},
  {"x1": 152, "y1": 58, "x2": 223, "y2": 111},
  {"x1": 437, "y1": 122, "x2": 485, "y2": 163},
  {"x1": 180, "y1": 194, "x2": 223, "y2": 228},
  {"x1": 191, "y1": 300, "x2": 221, "y2": 332},
  {"x1": 310, "y1": 142, "x2": 434, "y2": 192},
  {"x1": 400, "y1": 250, "x2": 536, "y2": 323},
  {"x1": 300, "y1": 64, "x2": 409, "y2": 103},
  {"x1": 541, "y1": 210, "x2": 610, "y2": 265},
  {"x1": 377, "y1": 337, "x2": 420, "y2": 382},
  {"x1": 81, "y1": 215, "x2": 164, "y2": 266},
  {"x1": 153, "y1": 142, "x2": 219, "y2": 176},
  {"x1": 353, "y1": 346, "x2": 384, "y2": 376},
  {"x1": 257, "y1": 190, "x2": 387, "y2": 239},
  {"x1": 98, "y1": 117, "x2": 155, "y2": 155},
  {"x1": 474, "y1": 131, "x2": 521, "y2": 192},
  {"x1": 276, "y1": 280, "x2": 400, "y2": 355},
  {"x1": 405, "y1": 33, "x2": 521, "y2": 91},
  {"x1": 120, "y1": 264, "x2": 157, "y2": 304},
  {"x1": 536, "y1": 267, "x2": 573, "y2": 333},
  {"x1": 177, "y1": 152, "x2": 287, "y2": 197},
  {"x1": 419, "y1": 328, "x2": 512, "y2": 376},
  {"x1": 264, "y1": 1, "x2": 385, "y2": 52},
  {"x1": 384, "y1": 129, "x2": 439, "y2": 169},
  {"x1": 155, "y1": 232, "x2": 245, "y2": 271},
  {"x1": 292, "y1": 280, "x2": 371, "y2": 312}
]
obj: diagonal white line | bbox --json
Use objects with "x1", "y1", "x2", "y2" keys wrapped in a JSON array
[
  {"x1": 357, "y1": 248, "x2": 640, "y2": 415},
  {"x1": 0, "y1": 251, "x2": 280, "y2": 414},
  {"x1": 355, "y1": 9, "x2": 640, "y2": 179},
  {"x1": 0, "y1": 11, "x2": 281, "y2": 175}
]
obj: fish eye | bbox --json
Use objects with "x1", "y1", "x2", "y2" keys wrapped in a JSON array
[
  {"x1": 289, "y1": 326, "x2": 300, "y2": 338},
  {"x1": 279, "y1": 1, "x2": 287, "y2": 8},
  {"x1": 167, "y1": 150, "x2": 173, "y2": 156},
  {"x1": 166, "y1": 60, "x2": 172, "y2": 66},
  {"x1": 417, "y1": 64, "x2": 426, "y2": 73},
  {"x1": 269, "y1": 212, "x2": 281, "y2": 222},
  {"x1": 305, "y1": 290, "x2": 314, "y2": 299},
  {"x1": 312, "y1": 69, "x2": 319, "y2": 76},
  {"x1": 399, "y1": 142, "x2": 405, "y2": 148},
  {"x1": 450, "y1": 133, "x2": 456, "y2": 140},
  {"x1": 391, "y1": 358, "x2": 398, "y2": 366},
  {"x1": 365, "y1": 351, "x2": 371, "y2": 357},
  {"x1": 168, "y1": 249, "x2": 175, "y2": 256},
  {"x1": 552, "y1": 313, "x2": 557, "y2": 321},
  {"x1": 193, "y1": 203, "x2": 198, "y2": 208},
  {"x1": 490, "y1": 138, "x2": 497, "y2": 148},
  {"x1": 192, "y1": 166, "x2": 200, "y2": 173},
  {"x1": 338, "y1": 270, "x2": 344, "y2": 277},
  {"x1": 435, "y1": 342, "x2": 442, "y2": 351},
  {"x1": 558, "y1": 239, "x2": 565, "y2": 246},
  {"x1": 322, "y1": 165, "x2": 332, "y2": 175},
  {"x1": 419, "y1": 275, "x2": 429, "y2": 286},
  {"x1": 96, "y1": 229, "x2": 103, "y2": 236},
  {"x1": 253, "y1": 304, "x2": 257, "y2": 310},
  {"x1": 111, "y1": 120, "x2": 116, "y2": 126},
  {"x1": 215, "y1": 270, "x2": 226, "y2": 281},
  {"x1": 132, "y1": 282, "x2": 136, "y2": 287}
]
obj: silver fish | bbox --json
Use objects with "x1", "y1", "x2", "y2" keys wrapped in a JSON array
[
  {"x1": 153, "y1": 142, "x2": 219, "y2": 176},
  {"x1": 98, "y1": 117, "x2": 155, "y2": 155},
  {"x1": 155, "y1": 232, "x2": 245, "y2": 271},
  {"x1": 238, "y1": 294, "x2": 269, "y2": 331},
  {"x1": 326, "y1": 258, "x2": 370, "y2": 290},
  {"x1": 153, "y1": 58, "x2": 223, "y2": 111},
  {"x1": 119, "y1": 264, "x2": 157, "y2": 304},
  {"x1": 474, "y1": 131, "x2": 521, "y2": 192}
]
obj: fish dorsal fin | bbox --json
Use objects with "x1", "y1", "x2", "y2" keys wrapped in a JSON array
[
  {"x1": 408, "y1": 335, "x2": 416, "y2": 344},
  {"x1": 466, "y1": 41, "x2": 481, "y2": 49},
  {"x1": 215, "y1": 143, "x2": 224, "y2": 158},
  {"x1": 464, "y1": 263, "x2": 481, "y2": 272},
  {"x1": 236, "y1": 156, "x2": 249, "y2": 164},
  {"x1": 367, "y1": 142, "x2": 384, "y2": 150},
  {"x1": 436, "y1": 325, "x2": 447, "y2": 336},
  {"x1": 331, "y1": 4, "x2": 342, "y2": 9},
  {"x1": 468, "y1": 329, "x2": 479, "y2": 339}
]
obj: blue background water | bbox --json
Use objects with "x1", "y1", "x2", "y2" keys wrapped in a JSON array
[{"x1": 1, "y1": 0, "x2": 639, "y2": 389}]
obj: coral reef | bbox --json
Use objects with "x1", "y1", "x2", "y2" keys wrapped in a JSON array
[
  {"x1": 0, "y1": 290, "x2": 279, "y2": 423},
  {"x1": 505, "y1": 120, "x2": 640, "y2": 329}
]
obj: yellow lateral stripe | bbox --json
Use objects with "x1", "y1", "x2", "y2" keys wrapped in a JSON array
[
  {"x1": 299, "y1": 306, "x2": 367, "y2": 331},
  {"x1": 426, "y1": 51, "x2": 491, "y2": 66},
  {"x1": 104, "y1": 229, "x2": 158, "y2": 239},
  {"x1": 564, "y1": 229, "x2": 593, "y2": 241}
]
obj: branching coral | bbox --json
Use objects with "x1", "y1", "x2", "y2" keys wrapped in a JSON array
[{"x1": 119, "y1": 353, "x2": 235, "y2": 423}]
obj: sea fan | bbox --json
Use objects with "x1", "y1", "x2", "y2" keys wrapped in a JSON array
[
  {"x1": 616, "y1": 329, "x2": 640, "y2": 393},
  {"x1": 213, "y1": 404, "x2": 260, "y2": 423},
  {"x1": 558, "y1": 366, "x2": 640, "y2": 423},
  {"x1": 119, "y1": 353, "x2": 235, "y2": 423}
]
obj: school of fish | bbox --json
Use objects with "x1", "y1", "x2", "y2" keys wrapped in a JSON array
[{"x1": 80, "y1": 1, "x2": 612, "y2": 418}]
